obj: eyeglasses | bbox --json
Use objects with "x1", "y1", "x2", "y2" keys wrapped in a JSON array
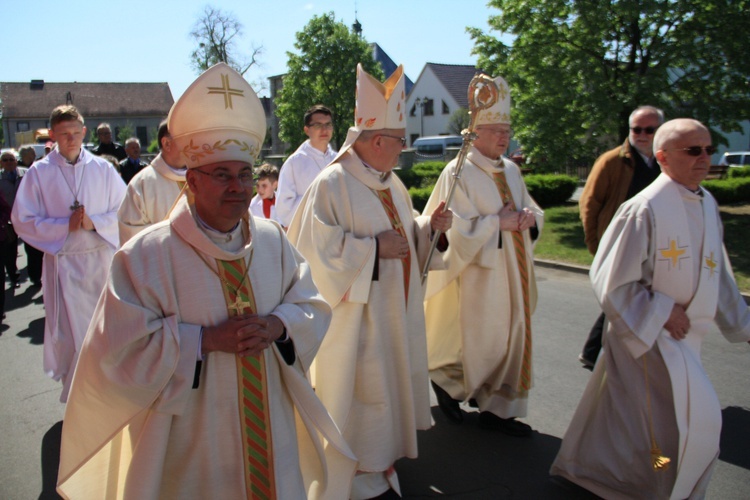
[
  {"x1": 379, "y1": 135, "x2": 406, "y2": 147},
  {"x1": 630, "y1": 126, "x2": 657, "y2": 135},
  {"x1": 1, "y1": 157, "x2": 17, "y2": 162},
  {"x1": 665, "y1": 146, "x2": 718, "y2": 157},
  {"x1": 477, "y1": 127, "x2": 514, "y2": 138},
  {"x1": 193, "y1": 168, "x2": 254, "y2": 186},
  {"x1": 307, "y1": 122, "x2": 334, "y2": 130}
]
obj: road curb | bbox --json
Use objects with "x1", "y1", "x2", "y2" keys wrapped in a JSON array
[{"x1": 534, "y1": 258, "x2": 750, "y2": 304}]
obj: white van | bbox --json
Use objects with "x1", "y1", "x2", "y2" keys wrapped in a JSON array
[
  {"x1": 720, "y1": 151, "x2": 750, "y2": 167},
  {"x1": 412, "y1": 135, "x2": 463, "y2": 156}
]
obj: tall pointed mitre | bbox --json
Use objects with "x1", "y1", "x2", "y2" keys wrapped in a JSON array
[
  {"x1": 335, "y1": 63, "x2": 407, "y2": 160},
  {"x1": 168, "y1": 62, "x2": 267, "y2": 169},
  {"x1": 474, "y1": 75, "x2": 511, "y2": 126}
]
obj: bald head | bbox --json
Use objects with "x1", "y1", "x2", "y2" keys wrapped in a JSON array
[{"x1": 654, "y1": 119, "x2": 712, "y2": 190}]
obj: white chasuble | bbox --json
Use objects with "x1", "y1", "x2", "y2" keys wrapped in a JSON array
[
  {"x1": 422, "y1": 149, "x2": 543, "y2": 417},
  {"x1": 551, "y1": 174, "x2": 750, "y2": 499},
  {"x1": 287, "y1": 149, "x2": 444, "y2": 477},
  {"x1": 117, "y1": 153, "x2": 186, "y2": 245},
  {"x1": 58, "y1": 198, "x2": 355, "y2": 499}
]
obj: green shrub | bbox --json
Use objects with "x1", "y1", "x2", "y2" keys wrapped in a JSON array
[
  {"x1": 523, "y1": 174, "x2": 578, "y2": 206},
  {"x1": 728, "y1": 166, "x2": 750, "y2": 179},
  {"x1": 409, "y1": 186, "x2": 434, "y2": 213},
  {"x1": 702, "y1": 177, "x2": 750, "y2": 204},
  {"x1": 397, "y1": 161, "x2": 446, "y2": 189}
]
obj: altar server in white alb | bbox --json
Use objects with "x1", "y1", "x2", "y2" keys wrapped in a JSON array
[
  {"x1": 117, "y1": 119, "x2": 187, "y2": 244},
  {"x1": 287, "y1": 63, "x2": 452, "y2": 499},
  {"x1": 276, "y1": 104, "x2": 337, "y2": 227},
  {"x1": 11, "y1": 105, "x2": 126, "y2": 402},
  {"x1": 551, "y1": 118, "x2": 750, "y2": 499},
  {"x1": 57, "y1": 63, "x2": 356, "y2": 500},
  {"x1": 423, "y1": 75, "x2": 543, "y2": 436}
]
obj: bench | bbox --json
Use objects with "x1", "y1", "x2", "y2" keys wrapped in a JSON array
[{"x1": 706, "y1": 164, "x2": 729, "y2": 180}]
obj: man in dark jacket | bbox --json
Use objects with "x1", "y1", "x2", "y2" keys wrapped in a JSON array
[
  {"x1": 577, "y1": 105, "x2": 664, "y2": 368},
  {"x1": 118, "y1": 137, "x2": 148, "y2": 184},
  {"x1": 91, "y1": 123, "x2": 127, "y2": 161}
]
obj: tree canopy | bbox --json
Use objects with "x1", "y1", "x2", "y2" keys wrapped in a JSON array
[
  {"x1": 189, "y1": 6, "x2": 262, "y2": 77},
  {"x1": 469, "y1": 0, "x2": 750, "y2": 170},
  {"x1": 275, "y1": 13, "x2": 383, "y2": 151}
]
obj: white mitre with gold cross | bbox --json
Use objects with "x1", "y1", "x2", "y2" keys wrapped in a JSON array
[
  {"x1": 168, "y1": 62, "x2": 266, "y2": 169},
  {"x1": 474, "y1": 75, "x2": 511, "y2": 126}
]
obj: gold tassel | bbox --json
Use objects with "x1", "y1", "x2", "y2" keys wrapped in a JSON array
[
  {"x1": 644, "y1": 356, "x2": 671, "y2": 471},
  {"x1": 650, "y1": 446, "x2": 671, "y2": 471}
]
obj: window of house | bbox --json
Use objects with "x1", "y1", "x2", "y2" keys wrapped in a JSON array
[
  {"x1": 17, "y1": 122, "x2": 30, "y2": 132},
  {"x1": 442, "y1": 100, "x2": 450, "y2": 115},
  {"x1": 410, "y1": 104, "x2": 417, "y2": 117},
  {"x1": 423, "y1": 99, "x2": 434, "y2": 116},
  {"x1": 409, "y1": 133, "x2": 419, "y2": 146}
]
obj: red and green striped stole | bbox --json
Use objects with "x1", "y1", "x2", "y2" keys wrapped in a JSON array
[
  {"x1": 492, "y1": 171, "x2": 533, "y2": 393},
  {"x1": 217, "y1": 258, "x2": 276, "y2": 500},
  {"x1": 374, "y1": 187, "x2": 411, "y2": 301}
]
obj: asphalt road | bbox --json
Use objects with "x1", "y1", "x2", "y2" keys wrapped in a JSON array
[{"x1": 0, "y1": 257, "x2": 748, "y2": 499}]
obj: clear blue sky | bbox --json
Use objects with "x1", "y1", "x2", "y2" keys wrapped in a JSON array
[{"x1": 5, "y1": 0, "x2": 509, "y2": 100}]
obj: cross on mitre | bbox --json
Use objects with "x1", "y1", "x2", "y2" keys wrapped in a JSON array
[{"x1": 207, "y1": 73, "x2": 245, "y2": 110}]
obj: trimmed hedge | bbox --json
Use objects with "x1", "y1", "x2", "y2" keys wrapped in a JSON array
[
  {"x1": 401, "y1": 163, "x2": 579, "y2": 210},
  {"x1": 397, "y1": 161, "x2": 446, "y2": 189},
  {"x1": 728, "y1": 166, "x2": 750, "y2": 179},
  {"x1": 702, "y1": 176, "x2": 750, "y2": 204},
  {"x1": 523, "y1": 174, "x2": 579, "y2": 206},
  {"x1": 409, "y1": 186, "x2": 434, "y2": 213}
]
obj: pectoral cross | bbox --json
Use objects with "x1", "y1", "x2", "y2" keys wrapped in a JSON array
[
  {"x1": 228, "y1": 294, "x2": 252, "y2": 315},
  {"x1": 70, "y1": 200, "x2": 83, "y2": 211}
]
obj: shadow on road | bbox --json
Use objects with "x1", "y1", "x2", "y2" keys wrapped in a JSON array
[
  {"x1": 17, "y1": 317, "x2": 45, "y2": 345},
  {"x1": 40, "y1": 421, "x2": 62, "y2": 500},
  {"x1": 719, "y1": 406, "x2": 750, "y2": 470},
  {"x1": 396, "y1": 408, "x2": 599, "y2": 499}
]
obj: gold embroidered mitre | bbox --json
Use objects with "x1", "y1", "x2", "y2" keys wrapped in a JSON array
[
  {"x1": 168, "y1": 62, "x2": 266, "y2": 169},
  {"x1": 474, "y1": 75, "x2": 511, "y2": 126}
]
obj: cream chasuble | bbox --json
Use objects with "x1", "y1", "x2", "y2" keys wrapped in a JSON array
[
  {"x1": 58, "y1": 197, "x2": 356, "y2": 500},
  {"x1": 551, "y1": 174, "x2": 750, "y2": 499},
  {"x1": 422, "y1": 149, "x2": 543, "y2": 417},
  {"x1": 117, "y1": 153, "x2": 186, "y2": 245},
  {"x1": 287, "y1": 149, "x2": 445, "y2": 478}
]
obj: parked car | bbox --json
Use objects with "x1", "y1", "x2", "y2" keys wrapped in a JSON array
[
  {"x1": 412, "y1": 135, "x2": 463, "y2": 156},
  {"x1": 719, "y1": 151, "x2": 750, "y2": 167}
]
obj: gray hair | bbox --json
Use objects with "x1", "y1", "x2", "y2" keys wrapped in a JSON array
[
  {"x1": 125, "y1": 137, "x2": 141, "y2": 147},
  {"x1": 629, "y1": 106, "x2": 665, "y2": 127}
]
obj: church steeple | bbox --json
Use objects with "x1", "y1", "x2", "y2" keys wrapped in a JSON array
[{"x1": 352, "y1": 0, "x2": 362, "y2": 37}]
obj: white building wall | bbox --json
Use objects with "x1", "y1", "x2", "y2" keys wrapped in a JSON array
[{"x1": 406, "y1": 66, "x2": 462, "y2": 146}]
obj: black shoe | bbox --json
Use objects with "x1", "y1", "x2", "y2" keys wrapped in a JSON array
[
  {"x1": 578, "y1": 353, "x2": 595, "y2": 371},
  {"x1": 478, "y1": 412, "x2": 532, "y2": 437},
  {"x1": 31, "y1": 281, "x2": 41, "y2": 288},
  {"x1": 468, "y1": 398, "x2": 479, "y2": 408},
  {"x1": 13, "y1": 281, "x2": 21, "y2": 288},
  {"x1": 431, "y1": 380, "x2": 463, "y2": 424}
]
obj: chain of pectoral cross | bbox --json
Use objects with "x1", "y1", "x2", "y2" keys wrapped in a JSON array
[{"x1": 57, "y1": 163, "x2": 87, "y2": 211}]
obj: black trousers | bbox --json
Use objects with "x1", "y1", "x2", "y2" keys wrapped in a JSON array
[
  {"x1": 581, "y1": 311, "x2": 606, "y2": 363},
  {"x1": 24, "y1": 242, "x2": 43, "y2": 284},
  {"x1": 0, "y1": 226, "x2": 18, "y2": 282}
]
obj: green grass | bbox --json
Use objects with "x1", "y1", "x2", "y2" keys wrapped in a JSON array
[
  {"x1": 535, "y1": 203, "x2": 750, "y2": 292},
  {"x1": 535, "y1": 204, "x2": 593, "y2": 267}
]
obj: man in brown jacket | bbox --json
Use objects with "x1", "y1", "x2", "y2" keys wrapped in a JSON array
[{"x1": 577, "y1": 105, "x2": 664, "y2": 368}]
